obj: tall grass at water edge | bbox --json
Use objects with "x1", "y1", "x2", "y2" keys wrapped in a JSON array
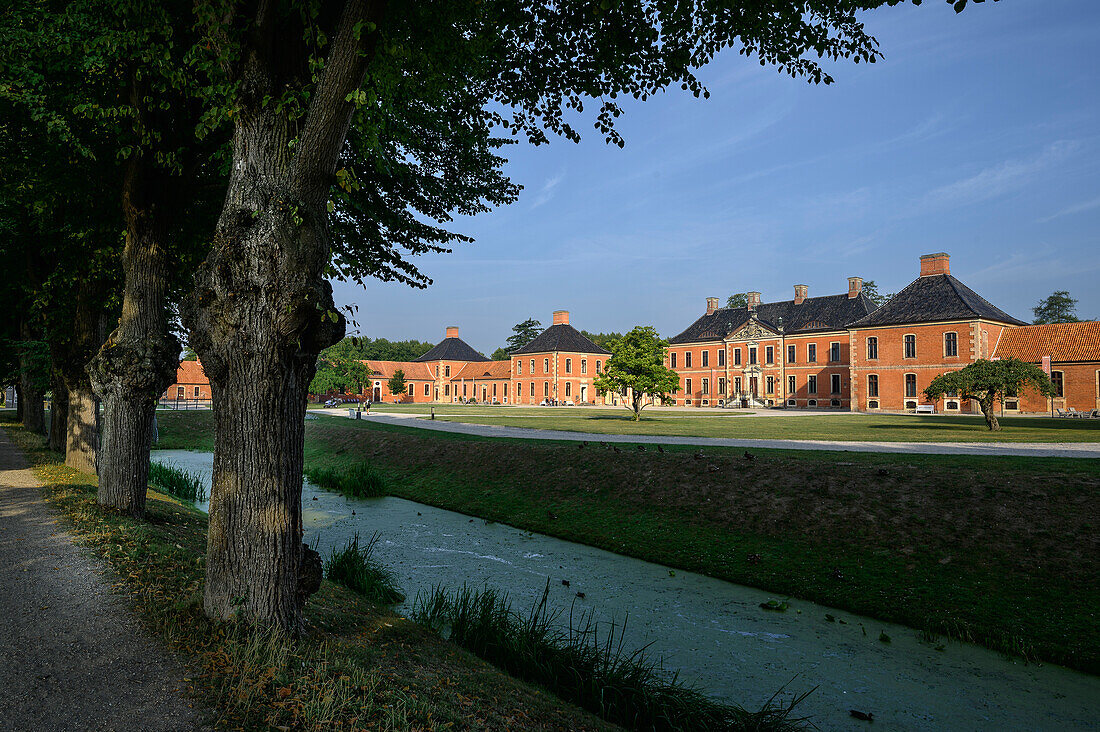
[
  {"x1": 413, "y1": 581, "x2": 813, "y2": 731},
  {"x1": 323, "y1": 533, "x2": 406, "y2": 605},
  {"x1": 148, "y1": 461, "x2": 207, "y2": 503},
  {"x1": 306, "y1": 463, "x2": 387, "y2": 498}
]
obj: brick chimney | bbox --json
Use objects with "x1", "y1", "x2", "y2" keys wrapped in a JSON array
[
  {"x1": 848, "y1": 277, "x2": 863, "y2": 299},
  {"x1": 446, "y1": 326, "x2": 459, "y2": 338},
  {"x1": 552, "y1": 310, "x2": 570, "y2": 326},
  {"x1": 746, "y1": 291, "x2": 761, "y2": 311},
  {"x1": 919, "y1": 253, "x2": 950, "y2": 277},
  {"x1": 793, "y1": 284, "x2": 808, "y2": 305},
  {"x1": 706, "y1": 297, "x2": 720, "y2": 315}
]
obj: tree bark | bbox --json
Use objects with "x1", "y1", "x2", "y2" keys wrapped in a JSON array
[
  {"x1": 19, "y1": 371, "x2": 46, "y2": 436},
  {"x1": 181, "y1": 0, "x2": 378, "y2": 632},
  {"x1": 19, "y1": 320, "x2": 47, "y2": 435},
  {"x1": 65, "y1": 383, "x2": 99, "y2": 473},
  {"x1": 49, "y1": 369, "x2": 68, "y2": 453},
  {"x1": 15, "y1": 382, "x2": 23, "y2": 422},
  {"x1": 979, "y1": 396, "x2": 1000, "y2": 432},
  {"x1": 88, "y1": 157, "x2": 180, "y2": 517}
]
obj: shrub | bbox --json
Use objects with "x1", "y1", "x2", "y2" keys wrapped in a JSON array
[
  {"x1": 148, "y1": 461, "x2": 207, "y2": 504},
  {"x1": 324, "y1": 533, "x2": 405, "y2": 605},
  {"x1": 413, "y1": 581, "x2": 811, "y2": 731},
  {"x1": 306, "y1": 463, "x2": 387, "y2": 498}
]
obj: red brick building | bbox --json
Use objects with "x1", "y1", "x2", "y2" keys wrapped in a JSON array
[
  {"x1": 666, "y1": 279, "x2": 876, "y2": 408},
  {"x1": 162, "y1": 360, "x2": 211, "y2": 402},
  {"x1": 991, "y1": 321, "x2": 1100, "y2": 414},
  {"x1": 847, "y1": 253, "x2": 1026, "y2": 413},
  {"x1": 510, "y1": 311, "x2": 610, "y2": 405}
]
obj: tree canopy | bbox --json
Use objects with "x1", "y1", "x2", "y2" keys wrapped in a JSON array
[
  {"x1": 504, "y1": 318, "x2": 543, "y2": 353},
  {"x1": 924, "y1": 358, "x2": 1053, "y2": 431},
  {"x1": 580, "y1": 330, "x2": 624, "y2": 350},
  {"x1": 861, "y1": 280, "x2": 894, "y2": 307},
  {"x1": 387, "y1": 370, "x2": 407, "y2": 399},
  {"x1": 593, "y1": 326, "x2": 680, "y2": 420},
  {"x1": 726, "y1": 293, "x2": 748, "y2": 309},
  {"x1": 1033, "y1": 291, "x2": 1080, "y2": 324}
]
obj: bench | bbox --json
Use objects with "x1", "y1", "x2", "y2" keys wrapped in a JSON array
[{"x1": 915, "y1": 404, "x2": 936, "y2": 414}]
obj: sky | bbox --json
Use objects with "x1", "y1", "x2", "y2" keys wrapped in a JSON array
[{"x1": 331, "y1": 0, "x2": 1100, "y2": 355}]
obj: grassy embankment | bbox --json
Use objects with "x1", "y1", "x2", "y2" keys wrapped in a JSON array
[
  {"x1": 391, "y1": 406, "x2": 1100, "y2": 442},
  {"x1": 159, "y1": 410, "x2": 1100, "y2": 674},
  {"x1": 0, "y1": 413, "x2": 617, "y2": 731}
]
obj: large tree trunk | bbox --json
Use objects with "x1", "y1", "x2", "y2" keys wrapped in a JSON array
[
  {"x1": 181, "y1": 0, "x2": 375, "y2": 632},
  {"x1": 14, "y1": 382, "x2": 23, "y2": 422},
  {"x1": 65, "y1": 383, "x2": 99, "y2": 473},
  {"x1": 88, "y1": 157, "x2": 180, "y2": 517},
  {"x1": 18, "y1": 320, "x2": 47, "y2": 435},
  {"x1": 20, "y1": 370, "x2": 46, "y2": 435},
  {"x1": 48, "y1": 369, "x2": 68, "y2": 453}
]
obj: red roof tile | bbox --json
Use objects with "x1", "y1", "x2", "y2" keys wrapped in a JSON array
[
  {"x1": 363, "y1": 361, "x2": 434, "y2": 380},
  {"x1": 993, "y1": 322, "x2": 1100, "y2": 363},
  {"x1": 452, "y1": 361, "x2": 511, "y2": 380},
  {"x1": 175, "y1": 360, "x2": 208, "y2": 385}
]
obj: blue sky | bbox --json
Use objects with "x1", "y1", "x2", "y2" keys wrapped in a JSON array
[{"x1": 332, "y1": 0, "x2": 1100, "y2": 355}]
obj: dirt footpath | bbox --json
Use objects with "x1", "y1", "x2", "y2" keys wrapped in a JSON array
[{"x1": 0, "y1": 430, "x2": 206, "y2": 731}]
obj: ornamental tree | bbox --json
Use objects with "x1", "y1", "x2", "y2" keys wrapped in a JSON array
[
  {"x1": 594, "y1": 327, "x2": 680, "y2": 421},
  {"x1": 387, "y1": 370, "x2": 407, "y2": 401},
  {"x1": 923, "y1": 358, "x2": 1054, "y2": 431}
]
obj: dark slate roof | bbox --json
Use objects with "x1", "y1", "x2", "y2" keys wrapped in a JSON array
[
  {"x1": 669, "y1": 293, "x2": 877, "y2": 344},
  {"x1": 413, "y1": 336, "x2": 490, "y2": 362},
  {"x1": 847, "y1": 274, "x2": 1025, "y2": 328},
  {"x1": 512, "y1": 324, "x2": 611, "y2": 355}
]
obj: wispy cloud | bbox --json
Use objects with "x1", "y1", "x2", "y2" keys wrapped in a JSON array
[
  {"x1": 1037, "y1": 194, "x2": 1100, "y2": 223},
  {"x1": 923, "y1": 141, "x2": 1079, "y2": 209},
  {"x1": 529, "y1": 172, "x2": 565, "y2": 209}
]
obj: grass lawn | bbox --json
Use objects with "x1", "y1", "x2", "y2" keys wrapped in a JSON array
[
  {"x1": 157, "y1": 411, "x2": 1100, "y2": 675},
  {"x1": 0, "y1": 414, "x2": 615, "y2": 731},
  {"x1": 419, "y1": 409, "x2": 1100, "y2": 442}
]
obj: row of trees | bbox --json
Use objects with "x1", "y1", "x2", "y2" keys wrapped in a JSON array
[{"x1": 1, "y1": 0, "x2": 992, "y2": 632}]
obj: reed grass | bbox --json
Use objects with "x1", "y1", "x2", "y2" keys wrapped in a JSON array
[
  {"x1": 306, "y1": 462, "x2": 387, "y2": 498},
  {"x1": 413, "y1": 581, "x2": 812, "y2": 731},
  {"x1": 148, "y1": 461, "x2": 207, "y2": 503},
  {"x1": 324, "y1": 533, "x2": 405, "y2": 605}
]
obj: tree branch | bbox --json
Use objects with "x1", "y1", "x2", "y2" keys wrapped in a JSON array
[{"x1": 289, "y1": 0, "x2": 384, "y2": 205}]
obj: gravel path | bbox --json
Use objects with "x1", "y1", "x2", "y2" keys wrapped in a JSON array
[
  {"x1": 319, "y1": 410, "x2": 1100, "y2": 458},
  {"x1": 0, "y1": 430, "x2": 207, "y2": 731}
]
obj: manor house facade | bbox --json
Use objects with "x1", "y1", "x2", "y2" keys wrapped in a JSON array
[{"x1": 167, "y1": 252, "x2": 1099, "y2": 414}]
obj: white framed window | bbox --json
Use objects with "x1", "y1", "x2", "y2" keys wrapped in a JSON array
[
  {"x1": 866, "y1": 337, "x2": 878, "y2": 360},
  {"x1": 829, "y1": 342, "x2": 841, "y2": 362},
  {"x1": 565, "y1": 382, "x2": 571, "y2": 397},
  {"x1": 702, "y1": 350, "x2": 709, "y2": 367},
  {"x1": 445, "y1": 365, "x2": 451, "y2": 377},
  {"x1": 685, "y1": 378, "x2": 692, "y2": 395},
  {"x1": 904, "y1": 334, "x2": 916, "y2": 359},
  {"x1": 787, "y1": 344, "x2": 796, "y2": 363},
  {"x1": 544, "y1": 358, "x2": 549, "y2": 373},
  {"x1": 867, "y1": 374, "x2": 878, "y2": 398},
  {"x1": 670, "y1": 352, "x2": 677, "y2": 368},
  {"x1": 944, "y1": 332, "x2": 958, "y2": 358},
  {"x1": 831, "y1": 373, "x2": 841, "y2": 394},
  {"x1": 517, "y1": 361, "x2": 522, "y2": 375},
  {"x1": 581, "y1": 359, "x2": 587, "y2": 374},
  {"x1": 718, "y1": 350, "x2": 725, "y2": 366},
  {"x1": 788, "y1": 375, "x2": 796, "y2": 394},
  {"x1": 1051, "y1": 370, "x2": 1064, "y2": 398},
  {"x1": 807, "y1": 344, "x2": 817, "y2": 363},
  {"x1": 543, "y1": 381, "x2": 549, "y2": 397},
  {"x1": 766, "y1": 376, "x2": 774, "y2": 394},
  {"x1": 424, "y1": 383, "x2": 430, "y2": 396},
  {"x1": 530, "y1": 359, "x2": 535, "y2": 373},
  {"x1": 194, "y1": 386, "x2": 200, "y2": 398},
  {"x1": 565, "y1": 358, "x2": 572, "y2": 374},
  {"x1": 765, "y1": 346, "x2": 774, "y2": 364},
  {"x1": 749, "y1": 347, "x2": 757, "y2": 365},
  {"x1": 905, "y1": 373, "x2": 917, "y2": 397},
  {"x1": 702, "y1": 378, "x2": 709, "y2": 395},
  {"x1": 808, "y1": 375, "x2": 817, "y2": 394},
  {"x1": 734, "y1": 349, "x2": 742, "y2": 366},
  {"x1": 685, "y1": 351, "x2": 692, "y2": 368},
  {"x1": 177, "y1": 386, "x2": 184, "y2": 399}
]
